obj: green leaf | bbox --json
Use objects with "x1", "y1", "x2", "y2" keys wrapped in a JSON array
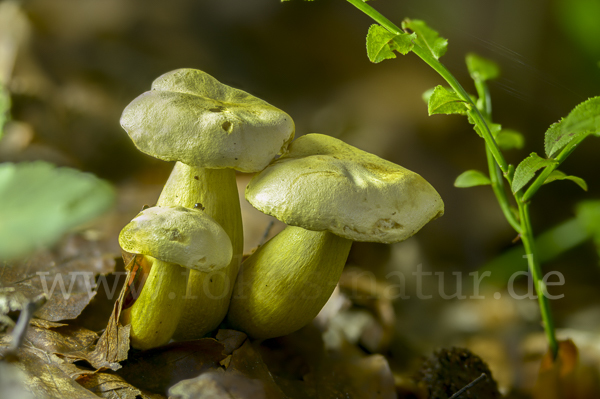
[
  {"x1": 543, "y1": 170, "x2": 588, "y2": 191},
  {"x1": 465, "y1": 53, "x2": 500, "y2": 82},
  {"x1": 0, "y1": 161, "x2": 116, "y2": 261},
  {"x1": 0, "y1": 84, "x2": 10, "y2": 140},
  {"x1": 545, "y1": 96, "x2": 600, "y2": 157},
  {"x1": 401, "y1": 19, "x2": 448, "y2": 60},
  {"x1": 512, "y1": 153, "x2": 558, "y2": 193},
  {"x1": 366, "y1": 25, "x2": 415, "y2": 63},
  {"x1": 495, "y1": 129, "x2": 524, "y2": 150},
  {"x1": 427, "y1": 86, "x2": 469, "y2": 116},
  {"x1": 454, "y1": 170, "x2": 491, "y2": 188},
  {"x1": 575, "y1": 200, "x2": 600, "y2": 261},
  {"x1": 576, "y1": 200, "x2": 600, "y2": 236}
]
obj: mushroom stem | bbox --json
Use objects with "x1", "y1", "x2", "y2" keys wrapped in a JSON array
[
  {"x1": 157, "y1": 161, "x2": 243, "y2": 340},
  {"x1": 126, "y1": 256, "x2": 188, "y2": 350},
  {"x1": 227, "y1": 226, "x2": 352, "y2": 340}
]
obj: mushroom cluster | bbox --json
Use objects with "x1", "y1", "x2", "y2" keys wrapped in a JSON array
[{"x1": 119, "y1": 69, "x2": 444, "y2": 349}]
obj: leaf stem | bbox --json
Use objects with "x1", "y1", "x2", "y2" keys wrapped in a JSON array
[
  {"x1": 517, "y1": 199, "x2": 558, "y2": 359},
  {"x1": 522, "y1": 136, "x2": 585, "y2": 202}
]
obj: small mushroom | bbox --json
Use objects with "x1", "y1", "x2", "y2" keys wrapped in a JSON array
[
  {"x1": 227, "y1": 134, "x2": 444, "y2": 339},
  {"x1": 120, "y1": 69, "x2": 294, "y2": 339},
  {"x1": 119, "y1": 206, "x2": 232, "y2": 349}
]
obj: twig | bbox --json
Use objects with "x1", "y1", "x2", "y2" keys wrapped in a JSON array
[{"x1": 448, "y1": 373, "x2": 487, "y2": 399}]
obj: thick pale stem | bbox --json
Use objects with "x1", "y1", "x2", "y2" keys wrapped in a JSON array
[
  {"x1": 227, "y1": 226, "x2": 352, "y2": 340},
  {"x1": 157, "y1": 161, "x2": 243, "y2": 340},
  {"x1": 127, "y1": 256, "x2": 188, "y2": 350}
]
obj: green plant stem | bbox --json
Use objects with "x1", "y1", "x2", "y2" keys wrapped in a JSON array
[
  {"x1": 486, "y1": 146, "x2": 521, "y2": 233},
  {"x1": 522, "y1": 136, "x2": 585, "y2": 202},
  {"x1": 517, "y1": 199, "x2": 558, "y2": 359},
  {"x1": 345, "y1": 0, "x2": 508, "y2": 175},
  {"x1": 476, "y1": 79, "x2": 521, "y2": 233}
]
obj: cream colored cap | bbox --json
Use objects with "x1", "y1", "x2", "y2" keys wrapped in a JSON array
[
  {"x1": 120, "y1": 68, "x2": 295, "y2": 173},
  {"x1": 246, "y1": 134, "x2": 444, "y2": 243},
  {"x1": 119, "y1": 206, "x2": 233, "y2": 272}
]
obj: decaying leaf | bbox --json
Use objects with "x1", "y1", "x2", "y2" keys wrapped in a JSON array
[
  {"x1": 1, "y1": 234, "x2": 115, "y2": 322},
  {"x1": 77, "y1": 372, "x2": 165, "y2": 399},
  {"x1": 88, "y1": 255, "x2": 141, "y2": 370},
  {"x1": 116, "y1": 339, "x2": 226, "y2": 396},
  {"x1": 0, "y1": 347, "x2": 98, "y2": 399}
]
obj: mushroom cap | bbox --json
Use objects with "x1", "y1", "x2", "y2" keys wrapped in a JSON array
[
  {"x1": 119, "y1": 206, "x2": 233, "y2": 272},
  {"x1": 120, "y1": 69, "x2": 294, "y2": 173},
  {"x1": 246, "y1": 134, "x2": 444, "y2": 243}
]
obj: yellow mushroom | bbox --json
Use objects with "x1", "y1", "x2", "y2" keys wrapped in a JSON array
[
  {"x1": 227, "y1": 134, "x2": 444, "y2": 339},
  {"x1": 120, "y1": 69, "x2": 294, "y2": 339},
  {"x1": 119, "y1": 205, "x2": 232, "y2": 349}
]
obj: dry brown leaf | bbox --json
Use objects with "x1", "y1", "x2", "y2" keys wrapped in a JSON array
[
  {"x1": 0, "y1": 347, "x2": 98, "y2": 399},
  {"x1": 215, "y1": 329, "x2": 247, "y2": 356},
  {"x1": 88, "y1": 258, "x2": 135, "y2": 371},
  {"x1": 169, "y1": 368, "x2": 279, "y2": 399},
  {"x1": 77, "y1": 372, "x2": 165, "y2": 399},
  {"x1": 116, "y1": 338, "x2": 226, "y2": 395},
  {"x1": 1, "y1": 234, "x2": 115, "y2": 322}
]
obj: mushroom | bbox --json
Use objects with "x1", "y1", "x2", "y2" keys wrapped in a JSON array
[
  {"x1": 119, "y1": 205, "x2": 232, "y2": 349},
  {"x1": 120, "y1": 68, "x2": 294, "y2": 339},
  {"x1": 227, "y1": 134, "x2": 444, "y2": 339}
]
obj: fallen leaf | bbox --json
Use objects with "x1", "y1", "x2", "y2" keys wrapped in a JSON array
[
  {"x1": 77, "y1": 372, "x2": 165, "y2": 399},
  {"x1": 169, "y1": 368, "x2": 275, "y2": 399},
  {"x1": 0, "y1": 347, "x2": 98, "y2": 399},
  {"x1": 1, "y1": 234, "x2": 115, "y2": 322},
  {"x1": 116, "y1": 339, "x2": 226, "y2": 395},
  {"x1": 215, "y1": 329, "x2": 247, "y2": 355}
]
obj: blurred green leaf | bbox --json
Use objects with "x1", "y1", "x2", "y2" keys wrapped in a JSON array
[
  {"x1": 454, "y1": 170, "x2": 491, "y2": 188},
  {"x1": 477, "y1": 217, "x2": 590, "y2": 285},
  {"x1": 512, "y1": 153, "x2": 558, "y2": 193},
  {"x1": 401, "y1": 19, "x2": 448, "y2": 60},
  {"x1": 544, "y1": 170, "x2": 588, "y2": 191},
  {"x1": 495, "y1": 129, "x2": 524, "y2": 150},
  {"x1": 427, "y1": 86, "x2": 468, "y2": 116},
  {"x1": 575, "y1": 200, "x2": 600, "y2": 262},
  {"x1": 545, "y1": 96, "x2": 600, "y2": 157},
  {"x1": 0, "y1": 84, "x2": 10, "y2": 140},
  {"x1": 465, "y1": 53, "x2": 500, "y2": 82},
  {"x1": 555, "y1": 0, "x2": 600, "y2": 60},
  {"x1": 366, "y1": 25, "x2": 414, "y2": 63},
  {"x1": 0, "y1": 161, "x2": 115, "y2": 261}
]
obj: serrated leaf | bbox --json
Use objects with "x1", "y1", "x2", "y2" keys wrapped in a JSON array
[
  {"x1": 366, "y1": 25, "x2": 415, "y2": 63},
  {"x1": 401, "y1": 19, "x2": 448, "y2": 60},
  {"x1": 512, "y1": 153, "x2": 558, "y2": 193},
  {"x1": 495, "y1": 129, "x2": 524, "y2": 150},
  {"x1": 465, "y1": 53, "x2": 500, "y2": 82},
  {"x1": 543, "y1": 170, "x2": 587, "y2": 191},
  {"x1": 454, "y1": 170, "x2": 491, "y2": 188},
  {"x1": 428, "y1": 86, "x2": 469, "y2": 116},
  {"x1": 0, "y1": 161, "x2": 116, "y2": 260},
  {"x1": 545, "y1": 96, "x2": 600, "y2": 157}
]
